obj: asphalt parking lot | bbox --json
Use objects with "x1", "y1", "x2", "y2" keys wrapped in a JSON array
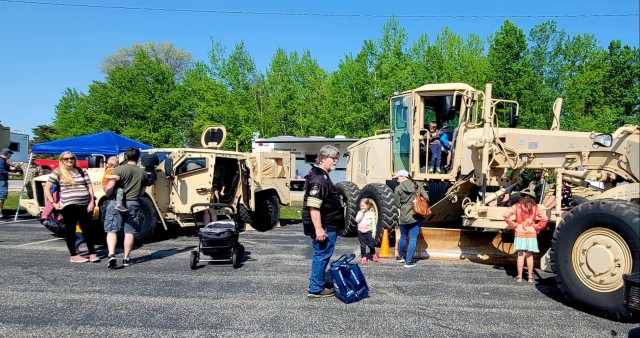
[{"x1": 0, "y1": 218, "x2": 637, "y2": 337}]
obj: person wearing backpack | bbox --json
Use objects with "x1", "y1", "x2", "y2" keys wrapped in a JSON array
[
  {"x1": 43, "y1": 151, "x2": 98, "y2": 263},
  {"x1": 392, "y1": 170, "x2": 429, "y2": 268}
]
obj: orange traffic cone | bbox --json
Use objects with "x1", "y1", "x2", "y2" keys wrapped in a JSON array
[{"x1": 378, "y1": 228, "x2": 394, "y2": 258}]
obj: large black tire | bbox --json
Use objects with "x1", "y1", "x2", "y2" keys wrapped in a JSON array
[
  {"x1": 335, "y1": 181, "x2": 360, "y2": 237},
  {"x1": 250, "y1": 194, "x2": 280, "y2": 232},
  {"x1": 237, "y1": 203, "x2": 252, "y2": 232},
  {"x1": 135, "y1": 196, "x2": 158, "y2": 242},
  {"x1": 550, "y1": 199, "x2": 639, "y2": 320},
  {"x1": 358, "y1": 183, "x2": 397, "y2": 245}
]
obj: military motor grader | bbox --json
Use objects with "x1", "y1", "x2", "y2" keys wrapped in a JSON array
[
  {"x1": 20, "y1": 126, "x2": 294, "y2": 240},
  {"x1": 336, "y1": 83, "x2": 639, "y2": 320}
]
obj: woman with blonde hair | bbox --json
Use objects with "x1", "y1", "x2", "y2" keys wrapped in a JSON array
[{"x1": 44, "y1": 151, "x2": 98, "y2": 263}]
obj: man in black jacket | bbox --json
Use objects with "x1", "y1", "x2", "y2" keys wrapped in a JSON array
[{"x1": 302, "y1": 145, "x2": 344, "y2": 298}]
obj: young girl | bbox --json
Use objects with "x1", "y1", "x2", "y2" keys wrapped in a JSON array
[
  {"x1": 102, "y1": 156, "x2": 127, "y2": 212},
  {"x1": 355, "y1": 198, "x2": 378, "y2": 264},
  {"x1": 503, "y1": 189, "x2": 549, "y2": 283}
]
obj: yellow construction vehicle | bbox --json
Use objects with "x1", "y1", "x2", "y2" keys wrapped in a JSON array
[{"x1": 337, "y1": 83, "x2": 639, "y2": 320}]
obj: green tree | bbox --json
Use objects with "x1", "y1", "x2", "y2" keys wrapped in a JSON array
[
  {"x1": 488, "y1": 20, "x2": 545, "y2": 129},
  {"x1": 31, "y1": 124, "x2": 59, "y2": 144},
  {"x1": 88, "y1": 49, "x2": 192, "y2": 146},
  {"x1": 101, "y1": 42, "x2": 192, "y2": 81}
]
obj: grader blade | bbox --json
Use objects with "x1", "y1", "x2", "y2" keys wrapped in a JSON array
[{"x1": 394, "y1": 227, "x2": 550, "y2": 265}]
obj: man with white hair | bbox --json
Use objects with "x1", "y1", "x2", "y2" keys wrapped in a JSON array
[{"x1": 302, "y1": 145, "x2": 344, "y2": 298}]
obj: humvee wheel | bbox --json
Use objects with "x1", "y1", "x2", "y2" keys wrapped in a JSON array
[
  {"x1": 135, "y1": 197, "x2": 158, "y2": 242},
  {"x1": 550, "y1": 199, "x2": 639, "y2": 320},
  {"x1": 335, "y1": 181, "x2": 360, "y2": 237},
  {"x1": 358, "y1": 184, "x2": 397, "y2": 245},
  {"x1": 251, "y1": 195, "x2": 280, "y2": 231}
]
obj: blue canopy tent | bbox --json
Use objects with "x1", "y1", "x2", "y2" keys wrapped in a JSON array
[
  {"x1": 15, "y1": 132, "x2": 152, "y2": 220},
  {"x1": 31, "y1": 131, "x2": 152, "y2": 156}
]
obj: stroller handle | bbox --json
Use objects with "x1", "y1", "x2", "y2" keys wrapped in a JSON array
[{"x1": 190, "y1": 202, "x2": 236, "y2": 214}]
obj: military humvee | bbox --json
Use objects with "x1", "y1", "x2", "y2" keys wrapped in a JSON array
[{"x1": 20, "y1": 126, "x2": 294, "y2": 240}]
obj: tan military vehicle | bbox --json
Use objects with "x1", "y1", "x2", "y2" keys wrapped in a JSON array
[
  {"x1": 336, "y1": 83, "x2": 639, "y2": 320},
  {"x1": 21, "y1": 126, "x2": 294, "y2": 239}
]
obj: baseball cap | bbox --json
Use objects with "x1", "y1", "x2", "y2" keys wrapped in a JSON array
[
  {"x1": 442, "y1": 122, "x2": 450, "y2": 129},
  {"x1": 392, "y1": 169, "x2": 409, "y2": 179},
  {"x1": 1, "y1": 148, "x2": 14, "y2": 155}
]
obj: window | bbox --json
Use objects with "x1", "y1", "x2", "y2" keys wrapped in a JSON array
[
  {"x1": 179, "y1": 158, "x2": 207, "y2": 174},
  {"x1": 9, "y1": 142, "x2": 19, "y2": 152}
]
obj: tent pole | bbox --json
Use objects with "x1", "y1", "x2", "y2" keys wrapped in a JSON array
[{"x1": 14, "y1": 152, "x2": 33, "y2": 221}]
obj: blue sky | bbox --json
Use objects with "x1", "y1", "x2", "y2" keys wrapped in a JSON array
[{"x1": 1, "y1": 0, "x2": 638, "y2": 139}]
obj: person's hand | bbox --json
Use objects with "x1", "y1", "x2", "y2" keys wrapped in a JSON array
[
  {"x1": 87, "y1": 201, "x2": 95, "y2": 213},
  {"x1": 52, "y1": 202, "x2": 62, "y2": 210},
  {"x1": 315, "y1": 228, "x2": 327, "y2": 241}
]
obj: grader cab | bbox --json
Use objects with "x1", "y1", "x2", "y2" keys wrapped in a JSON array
[
  {"x1": 21, "y1": 125, "x2": 294, "y2": 240},
  {"x1": 337, "y1": 83, "x2": 639, "y2": 320}
]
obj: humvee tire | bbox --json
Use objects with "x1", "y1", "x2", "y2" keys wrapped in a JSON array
[
  {"x1": 250, "y1": 194, "x2": 280, "y2": 231},
  {"x1": 135, "y1": 196, "x2": 158, "y2": 242},
  {"x1": 550, "y1": 199, "x2": 639, "y2": 320},
  {"x1": 335, "y1": 181, "x2": 360, "y2": 237}
]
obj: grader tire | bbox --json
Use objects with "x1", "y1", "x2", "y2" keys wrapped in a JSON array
[
  {"x1": 335, "y1": 181, "x2": 360, "y2": 237},
  {"x1": 358, "y1": 183, "x2": 397, "y2": 245},
  {"x1": 550, "y1": 199, "x2": 639, "y2": 320}
]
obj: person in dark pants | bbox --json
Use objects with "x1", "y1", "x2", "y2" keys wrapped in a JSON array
[
  {"x1": 43, "y1": 151, "x2": 98, "y2": 263},
  {"x1": 393, "y1": 170, "x2": 429, "y2": 268},
  {"x1": 302, "y1": 145, "x2": 344, "y2": 298},
  {"x1": 0, "y1": 148, "x2": 20, "y2": 219}
]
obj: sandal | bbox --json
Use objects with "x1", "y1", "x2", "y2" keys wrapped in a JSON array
[
  {"x1": 528, "y1": 278, "x2": 534, "y2": 283},
  {"x1": 515, "y1": 277, "x2": 523, "y2": 283}
]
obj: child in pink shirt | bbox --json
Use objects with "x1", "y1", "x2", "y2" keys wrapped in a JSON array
[{"x1": 503, "y1": 189, "x2": 548, "y2": 283}]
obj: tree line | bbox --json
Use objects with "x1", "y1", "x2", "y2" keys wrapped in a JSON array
[{"x1": 35, "y1": 19, "x2": 639, "y2": 152}]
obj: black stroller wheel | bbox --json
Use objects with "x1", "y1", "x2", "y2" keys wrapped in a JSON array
[
  {"x1": 190, "y1": 250, "x2": 199, "y2": 270},
  {"x1": 232, "y1": 251, "x2": 240, "y2": 269}
]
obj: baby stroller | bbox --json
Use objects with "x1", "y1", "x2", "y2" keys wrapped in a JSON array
[{"x1": 189, "y1": 203, "x2": 245, "y2": 269}]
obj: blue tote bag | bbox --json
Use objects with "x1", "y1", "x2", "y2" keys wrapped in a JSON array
[{"x1": 329, "y1": 254, "x2": 369, "y2": 303}]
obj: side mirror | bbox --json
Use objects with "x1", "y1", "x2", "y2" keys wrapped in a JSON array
[
  {"x1": 164, "y1": 157, "x2": 174, "y2": 178},
  {"x1": 509, "y1": 106, "x2": 519, "y2": 128},
  {"x1": 592, "y1": 134, "x2": 612, "y2": 147}
]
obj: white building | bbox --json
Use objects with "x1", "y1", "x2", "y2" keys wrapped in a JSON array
[
  {"x1": 9, "y1": 130, "x2": 29, "y2": 162},
  {"x1": 252, "y1": 135, "x2": 358, "y2": 185}
]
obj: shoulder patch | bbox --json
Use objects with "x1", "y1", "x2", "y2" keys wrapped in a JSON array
[{"x1": 310, "y1": 187, "x2": 320, "y2": 197}]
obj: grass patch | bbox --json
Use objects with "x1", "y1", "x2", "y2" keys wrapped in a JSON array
[{"x1": 281, "y1": 200, "x2": 303, "y2": 221}]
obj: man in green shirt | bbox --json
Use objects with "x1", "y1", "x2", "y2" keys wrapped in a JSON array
[{"x1": 103, "y1": 147, "x2": 148, "y2": 268}]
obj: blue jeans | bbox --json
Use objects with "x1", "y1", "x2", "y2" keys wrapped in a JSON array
[
  {"x1": 397, "y1": 220, "x2": 422, "y2": 263},
  {"x1": 308, "y1": 231, "x2": 338, "y2": 293}
]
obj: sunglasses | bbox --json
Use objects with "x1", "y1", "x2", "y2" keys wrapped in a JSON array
[{"x1": 62, "y1": 157, "x2": 76, "y2": 161}]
